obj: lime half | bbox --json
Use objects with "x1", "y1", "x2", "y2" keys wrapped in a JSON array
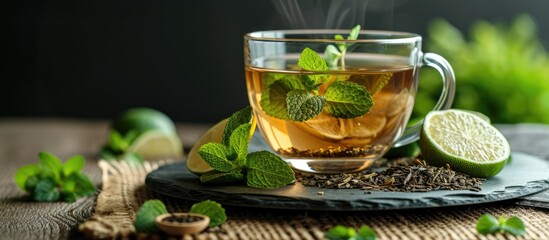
[
  {"x1": 127, "y1": 130, "x2": 183, "y2": 159},
  {"x1": 420, "y1": 109, "x2": 510, "y2": 178}
]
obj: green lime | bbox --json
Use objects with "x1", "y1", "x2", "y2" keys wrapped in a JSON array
[
  {"x1": 420, "y1": 109, "x2": 510, "y2": 178},
  {"x1": 112, "y1": 108, "x2": 176, "y2": 136},
  {"x1": 127, "y1": 130, "x2": 183, "y2": 159},
  {"x1": 459, "y1": 109, "x2": 491, "y2": 124}
]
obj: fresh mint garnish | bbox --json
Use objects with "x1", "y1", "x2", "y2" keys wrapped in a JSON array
[
  {"x1": 189, "y1": 200, "x2": 227, "y2": 227},
  {"x1": 324, "y1": 81, "x2": 373, "y2": 118},
  {"x1": 229, "y1": 123, "x2": 252, "y2": 166},
  {"x1": 134, "y1": 199, "x2": 168, "y2": 233},
  {"x1": 197, "y1": 107, "x2": 296, "y2": 188},
  {"x1": 325, "y1": 25, "x2": 361, "y2": 69},
  {"x1": 325, "y1": 225, "x2": 376, "y2": 240},
  {"x1": 198, "y1": 142, "x2": 238, "y2": 172},
  {"x1": 14, "y1": 152, "x2": 96, "y2": 202},
  {"x1": 222, "y1": 106, "x2": 253, "y2": 147},
  {"x1": 261, "y1": 78, "x2": 306, "y2": 120},
  {"x1": 260, "y1": 26, "x2": 371, "y2": 122},
  {"x1": 246, "y1": 151, "x2": 297, "y2": 188},
  {"x1": 287, "y1": 89, "x2": 326, "y2": 121},
  {"x1": 476, "y1": 214, "x2": 526, "y2": 236}
]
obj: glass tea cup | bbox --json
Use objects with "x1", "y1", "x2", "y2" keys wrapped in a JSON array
[{"x1": 244, "y1": 30, "x2": 455, "y2": 173}]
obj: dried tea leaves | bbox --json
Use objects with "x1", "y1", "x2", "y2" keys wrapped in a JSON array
[{"x1": 298, "y1": 157, "x2": 484, "y2": 192}]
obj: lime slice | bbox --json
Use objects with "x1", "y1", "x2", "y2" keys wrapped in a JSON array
[
  {"x1": 127, "y1": 130, "x2": 183, "y2": 160},
  {"x1": 112, "y1": 108, "x2": 176, "y2": 136},
  {"x1": 420, "y1": 109, "x2": 510, "y2": 178},
  {"x1": 187, "y1": 119, "x2": 228, "y2": 174},
  {"x1": 186, "y1": 117, "x2": 257, "y2": 175}
]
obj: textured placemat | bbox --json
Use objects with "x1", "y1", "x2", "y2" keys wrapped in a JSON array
[{"x1": 80, "y1": 160, "x2": 549, "y2": 240}]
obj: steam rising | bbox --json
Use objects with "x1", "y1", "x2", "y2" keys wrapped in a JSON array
[{"x1": 272, "y1": 0, "x2": 401, "y2": 29}]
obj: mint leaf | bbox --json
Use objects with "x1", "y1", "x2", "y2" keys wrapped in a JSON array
[
  {"x1": 69, "y1": 173, "x2": 96, "y2": 196},
  {"x1": 262, "y1": 73, "x2": 301, "y2": 89},
  {"x1": 357, "y1": 226, "x2": 376, "y2": 240},
  {"x1": 189, "y1": 200, "x2": 227, "y2": 227},
  {"x1": 39, "y1": 152, "x2": 63, "y2": 183},
  {"x1": 287, "y1": 89, "x2": 326, "y2": 121},
  {"x1": 222, "y1": 106, "x2": 253, "y2": 146},
  {"x1": 63, "y1": 155, "x2": 85, "y2": 177},
  {"x1": 14, "y1": 164, "x2": 41, "y2": 190},
  {"x1": 348, "y1": 25, "x2": 361, "y2": 40},
  {"x1": 25, "y1": 175, "x2": 40, "y2": 192},
  {"x1": 134, "y1": 199, "x2": 168, "y2": 233},
  {"x1": 298, "y1": 48, "x2": 329, "y2": 87},
  {"x1": 33, "y1": 179, "x2": 60, "y2": 202},
  {"x1": 200, "y1": 169, "x2": 244, "y2": 183},
  {"x1": 501, "y1": 216, "x2": 526, "y2": 236},
  {"x1": 476, "y1": 214, "x2": 500, "y2": 235},
  {"x1": 229, "y1": 123, "x2": 251, "y2": 166},
  {"x1": 325, "y1": 225, "x2": 356, "y2": 240},
  {"x1": 324, "y1": 81, "x2": 373, "y2": 118},
  {"x1": 198, "y1": 143, "x2": 237, "y2": 172},
  {"x1": 298, "y1": 47, "x2": 329, "y2": 71},
  {"x1": 324, "y1": 45, "x2": 342, "y2": 68},
  {"x1": 246, "y1": 151, "x2": 295, "y2": 188},
  {"x1": 261, "y1": 79, "x2": 305, "y2": 120}
]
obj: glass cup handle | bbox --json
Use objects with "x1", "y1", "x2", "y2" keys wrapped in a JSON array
[{"x1": 392, "y1": 52, "x2": 456, "y2": 147}]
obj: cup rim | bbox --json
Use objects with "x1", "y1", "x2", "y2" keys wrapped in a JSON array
[{"x1": 245, "y1": 29, "x2": 421, "y2": 44}]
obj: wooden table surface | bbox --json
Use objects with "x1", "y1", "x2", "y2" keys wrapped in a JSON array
[{"x1": 0, "y1": 119, "x2": 548, "y2": 239}]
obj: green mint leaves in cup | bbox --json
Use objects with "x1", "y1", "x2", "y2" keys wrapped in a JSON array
[
  {"x1": 260, "y1": 26, "x2": 373, "y2": 122},
  {"x1": 14, "y1": 152, "x2": 96, "y2": 202},
  {"x1": 476, "y1": 214, "x2": 525, "y2": 236},
  {"x1": 195, "y1": 107, "x2": 296, "y2": 189}
]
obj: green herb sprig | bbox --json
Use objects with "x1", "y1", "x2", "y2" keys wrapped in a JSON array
[
  {"x1": 14, "y1": 152, "x2": 96, "y2": 202},
  {"x1": 325, "y1": 225, "x2": 376, "y2": 240},
  {"x1": 198, "y1": 107, "x2": 296, "y2": 188},
  {"x1": 324, "y1": 25, "x2": 361, "y2": 69},
  {"x1": 476, "y1": 213, "x2": 525, "y2": 236}
]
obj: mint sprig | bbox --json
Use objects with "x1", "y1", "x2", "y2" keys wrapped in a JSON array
[
  {"x1": 14, "y1": 152, "x2": 96, "y2": 202},
  {"x1": 476, "y1": 214, "x2": 526, "y2": 236},
  {"x1": 325, "y1": 25, "x2": 361, "y2": 69},
  {"x1": 325, "y1": 225, "x2": 376, "y2": 240},
  {"x1": 197, "y1": 107, "x2": 296, "y2": 188}
]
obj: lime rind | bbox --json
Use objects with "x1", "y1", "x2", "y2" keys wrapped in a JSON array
[{"x1": 420, "y1": 110, "x2": 510, "y2": 178}]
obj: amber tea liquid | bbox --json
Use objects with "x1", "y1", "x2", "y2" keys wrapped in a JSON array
[{"x1": 246, "y1": 54, "x2": 417, "y2": 172}]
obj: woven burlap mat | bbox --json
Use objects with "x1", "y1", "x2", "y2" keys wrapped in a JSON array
[{"x1": 79, "y1": 160, "x2": 549, "y2": 240}]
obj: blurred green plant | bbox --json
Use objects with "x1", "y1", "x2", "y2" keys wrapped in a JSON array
[{"x1": 413, "y1": 14, "x2": 549, "y2": 123}]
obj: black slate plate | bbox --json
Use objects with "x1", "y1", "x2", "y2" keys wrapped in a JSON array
[{"x1": 146, "y1": 152, "x2": 549, "y2": 211}]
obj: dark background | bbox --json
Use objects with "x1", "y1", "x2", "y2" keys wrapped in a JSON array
[{"x1": 2, "y1": 0, "x2": 549, "y2": 123}]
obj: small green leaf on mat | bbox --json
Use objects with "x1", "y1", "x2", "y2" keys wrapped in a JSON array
[
  {"x1": 39, "y1": 152, "x2": 63, "y2": 182},
  {"x1": 63, "y1": 155, "x2": 85, "y2": 176},
  {"x1": 33, "y1": 179, "x2": 60, "y2": 202},
  {"x1": 324, "y1": 224, "x2": 376, "y2": 240},
  {"x1": 189, "y1": 200, "x2": 227, "y2": 227},
  {"x1": 14, "y1": 164, "x2": 41, "y2": 190},
  {"x1": 134, "y1": 199, "x2": 168, "y2": 233},
  {"x1": 476, "y1": 213, "x2": 525, "y2": 236}
]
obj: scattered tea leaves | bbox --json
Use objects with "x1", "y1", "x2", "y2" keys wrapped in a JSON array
[{"x1": 298, "y1": 158, "x2": 484, "y2": 192}]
